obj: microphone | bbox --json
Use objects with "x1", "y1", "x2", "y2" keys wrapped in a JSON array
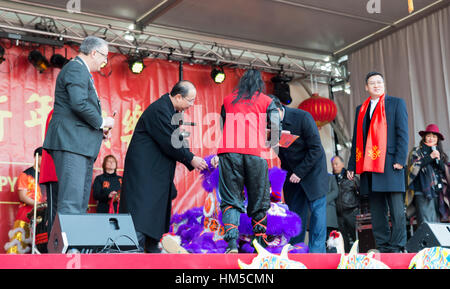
[
  {"x1": 431, "y1": 146, "x2": 439, "y2": 165},
  {"x1": 431, "y1": 145, "x2": 444, "y2": 191},
  {"x1": 178, "y1": 120, "x2": 196, "y2": 126}
]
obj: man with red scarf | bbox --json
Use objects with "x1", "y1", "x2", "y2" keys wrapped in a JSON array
[{"x1": 347, "y1": 72, "x2": 409, "y2": 253}]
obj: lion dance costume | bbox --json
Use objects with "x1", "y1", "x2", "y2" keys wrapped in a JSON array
[{"x1": 168, "y1": 155, "x2": 308, "y2": 253}]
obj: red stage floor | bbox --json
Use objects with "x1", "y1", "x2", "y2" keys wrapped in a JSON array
[{"x1": 0, "y1": 253, "x2": 415, "y2": 269}]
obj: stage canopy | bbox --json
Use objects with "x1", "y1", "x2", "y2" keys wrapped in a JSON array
[{"x1": 0, "y1": 0, "x2": 447, "y2": 78}]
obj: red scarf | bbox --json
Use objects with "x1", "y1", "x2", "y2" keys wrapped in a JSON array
[{"x1": 355, "y1": 94, "x2": 387, "y2": 174}]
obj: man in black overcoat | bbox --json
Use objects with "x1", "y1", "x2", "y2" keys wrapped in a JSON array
[
  {"x1": 119, "y1": 81, "x2": 207, "y2": 253},
  {"x1": 271, "y1": 97, "x2": 329, "y2": 253},
  {"x1": 347, "y1": 72, "x2": 409, "y2": 253}
]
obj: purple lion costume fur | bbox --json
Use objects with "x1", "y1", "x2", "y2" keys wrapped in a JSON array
[{"x1": 169, "y1": 155, "x2": 309, "y2": 254}]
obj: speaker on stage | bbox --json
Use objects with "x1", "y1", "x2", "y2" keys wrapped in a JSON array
[
  {"x1": 48, "y1": 213, "x2": 139, "y2": 253},
  {"x1": 406, "y1": 222, "x2": 450, "y2": 253}
]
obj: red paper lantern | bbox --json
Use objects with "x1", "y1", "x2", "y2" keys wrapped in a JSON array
[{"x1": 298, "y1": 93, "x2": 337, "y2": 128}]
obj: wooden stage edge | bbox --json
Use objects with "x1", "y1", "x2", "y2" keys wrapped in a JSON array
[{"x1": 0, "y1": 252, "x2": 416, "y2": 269}]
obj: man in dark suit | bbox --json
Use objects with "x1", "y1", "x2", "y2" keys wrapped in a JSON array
[
  {"x1": 119, "y1": 81, "x2": 208, "y2": 253},
  {"x1": 347, "y1": 71, "x2": 409, "y2": 253},
  {"x1": 271, "y1": 96, "x2": 329, "y2": 253},
  {"x1": 43, "y1": 36, "x2": 114, "y2": 215}
]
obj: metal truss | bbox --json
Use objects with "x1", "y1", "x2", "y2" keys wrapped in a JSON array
[{"x1": 0, "y1": 5, "x2": 347, "y2": 79}]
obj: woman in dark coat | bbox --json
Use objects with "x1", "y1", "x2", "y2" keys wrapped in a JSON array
[
  {"x1": 119, "y1": 81, "x2": 207, "y2": 253},
  {"x1": 93, "y1": 155, "x2": 122, "y2": 213},
  {"x1": 406, "y1": 124, "x2": 449, "y2": 225}
]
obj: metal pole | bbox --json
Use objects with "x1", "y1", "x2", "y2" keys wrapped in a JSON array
[{"x1": 32, "y1": 152, "x2": 38, "y2": 254}]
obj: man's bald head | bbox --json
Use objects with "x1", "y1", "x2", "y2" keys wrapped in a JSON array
[
  {"x1": 170, "y1": 80, "x2": 197, "y2": 112},
  {"x1": 170, "y1": 80, "x2": 196, "y2": 98}
]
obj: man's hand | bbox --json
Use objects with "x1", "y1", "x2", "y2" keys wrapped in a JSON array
[
  {"x1": 103, "y1": 128, "x2": 112, "y2": 140},
  {"x1": 211, "y1": 155, "x2": 219, "y2": 168},
  {"x1": 393, "y1": 163, "x2": 403, "y2": 170},
  {"x1": 102, "y1": 116, "x2": 115, "y2": 129},
  {"x1": 191, "y1": 156, "x2": 208, "y2": 171},
  {"x1": 289, "y1": 173, "x2": 301, "y2": 183},
  {"x1": 347, "y1": 170, "x2": 354, "y2": 180}
]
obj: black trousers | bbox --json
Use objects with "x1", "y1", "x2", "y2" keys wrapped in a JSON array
[
  {"x1": 136, "y1": 230, "x2": 160, "y2": 253},
  {"x1": 337, "y1": 208, "x2": 358, "y2": 252},
  {"x1": 218, "y1": 153, "x2": 271, "y2": 243},
  {"x1": 366, "y1": 173, "x2": 407, "y2": 252}
]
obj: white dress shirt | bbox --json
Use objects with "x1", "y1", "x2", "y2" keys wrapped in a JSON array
[{"x1": 369, "y1": 97, "x2": 380, "y2": 119}]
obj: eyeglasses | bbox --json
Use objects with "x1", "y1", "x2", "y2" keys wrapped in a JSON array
[
  {"x1": 96, "y1": 50, "x2": 108, "y2": 59},
  {"x1": 367, "y1": 81, "x2": 384, "y2": 86},
  {"x1": 183, "y1": 97, "x2": 195, "y2": 105}
]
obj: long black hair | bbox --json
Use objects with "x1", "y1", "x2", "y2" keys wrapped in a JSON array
[{"x1": 232, "y1": 69, "x2": 265, "y2": 104}]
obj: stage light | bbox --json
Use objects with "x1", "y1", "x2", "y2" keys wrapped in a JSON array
[
  {"x1": 50, "y1": 54, "x2": 70, "y2": 69},
  {"x1": 28, "y1": 50, "x2": 50, "y2": 73},
  {"x1": 211, "y1": 67, "x2": 225, "y2": 84},
  {"x1": 0, "y1": 45, "x2": 5, "y2": 64},
  {"x1": 128, "y1": 56, "x2": 145, "y2": 74}
]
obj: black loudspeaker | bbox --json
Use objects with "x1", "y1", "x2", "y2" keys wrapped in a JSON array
[
  {"x1": 406, "y1": 222, "x2": 450, "y2": 253},
  {"x1": 48, "y1": 213, "x2": 139, "y2": 253}
]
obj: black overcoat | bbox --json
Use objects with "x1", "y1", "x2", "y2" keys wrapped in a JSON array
[
  {"x1": 347, "y1": 95, "x2": 409, "y2": 195},
  {"x1": 119, "y1": 93, "x2": 194, "y2": 239},
  {"x1": 278, "y1": 106, "x2": 329, "y2": 201}
]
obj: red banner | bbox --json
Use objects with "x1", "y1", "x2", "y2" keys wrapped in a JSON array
[{"x1": 0, "y1": 44, "x2": 279, "y2": 252}]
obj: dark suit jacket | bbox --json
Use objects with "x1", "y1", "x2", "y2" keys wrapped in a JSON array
[
  {"x1": 278, "y1": 106, "x2": 328, "y2": 201},
  {"x1": 348, "y1": 95, "x2": 409, "y2": 194},
  {"x1": 119, "y1": 93, "x2": 194, "y2": 239},
  {"x1": 43, "y1": 56, "x2": 103, "y2": 158}
]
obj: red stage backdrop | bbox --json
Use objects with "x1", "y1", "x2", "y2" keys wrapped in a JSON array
[{"x1": 0, "y1": 44, "x2": 279, "y2": 252}]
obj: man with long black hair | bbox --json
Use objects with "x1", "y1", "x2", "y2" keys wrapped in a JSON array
[{"x1": 216, "y1": 69, "x2": 281, "y2": 253}]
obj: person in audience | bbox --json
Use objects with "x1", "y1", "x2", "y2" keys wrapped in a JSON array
[
  {"x1": 93, "y1": 155, "x2": 122, "y2": 214},
  {"x1": 406, "y1": 124, "x2": 449, "y2": 225},
  {"x1": 331, "y1": 155, "x2": 360, "y2": 252},
  {"x1": 39, "y1": 109, "x2": 58, "y2": 237},
  {"x1": 4, "y1": 147, "x2": 44, "y2": 254},
  {"x1": 326, "y1": 173, "x2": 339, "y2": 252}
]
